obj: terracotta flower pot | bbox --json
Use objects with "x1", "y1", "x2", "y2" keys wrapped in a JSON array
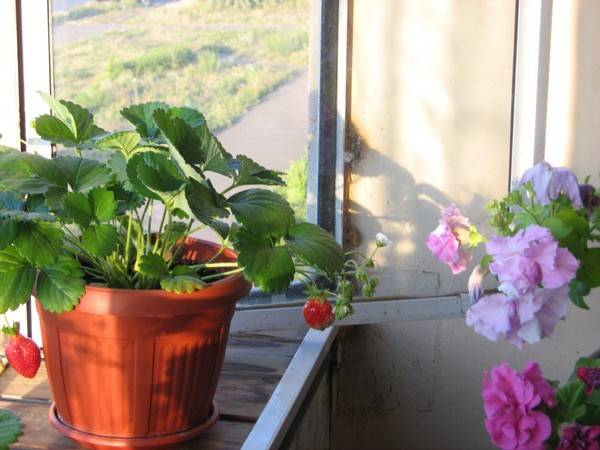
[{"x1": 36, "y1": 239, "x2": 251, "y2": 450}]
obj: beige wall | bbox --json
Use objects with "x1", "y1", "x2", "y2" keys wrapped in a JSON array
[{"x1": 336, "y1": 1, "x2": 600, "y2": 449}]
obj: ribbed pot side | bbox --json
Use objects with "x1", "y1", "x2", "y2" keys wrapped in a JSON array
[{"x1": 36, "y1": 239, "x2": 251, "y2": 448}]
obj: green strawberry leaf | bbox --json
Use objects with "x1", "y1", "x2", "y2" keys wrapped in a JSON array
[
  {"x1": 13, "y1": 221, "x2": 63, "y2": 266},
  {"x1": 63, "y1": 192, "x2": 93, "y2": 227},
  {"x1": 139, "y1": 252, "x2": 170, "y2": 279},
  {"x1": 184, "y1": 179, "x2": 229, "y2": 223},
  {"x1": 232, "y1": 155, "x2": 284, "y2": 187},
  {"x1": 0, "y1": 247, "x2": 36, "y2": 313},
  {"x1": 160, "y1": 266, "x2": 206, "y2": 293},
  {"x1": 235, "y1": 228, "x2": 294, "y2": 292},
  {"x1": 0, "y1": 221, "x2": 19, "y2": 251},
  {"x1": 34, "y1": 93, "x2": 104, "y2": 146},
  {"x1": 37, "y1": 255, "x2": 85, "y2": 313},
  {"x1": 88, "y1": 187, "x2": 116, "y2": 223},
  {"x1": 153, "y1": 108, "x2": 203, "y2": 165},
  {"x1": 134, "y1": 151, "x2": 187, "y2": 195},
  {"x1": 120, "y1": 102, "x2": 168, "y2": 138},
  {"x1": 54, "y1": 156, "x2": 113, "y2": 193},
  {"x1": 0, "y1": 409, "x2": 23, "y2": 449},
  {"x1": 285, "y1": 222, "x2": 344, "y2": 275},
  {"x1": 169, "y1": 106, "x2": 206, "y2": 130},
  {"x1": 228, "y1": 189, "x2": 294, "y2": 236},
  {"x1": 96, "y1": 131, "x2": 141, "y2": 157},
  {"x1": 82, "y1": 224, "x2": 118, "y2": 257},
  {"x1": 0, "y1": 151, "x2": 66, "y2": 194},
  {"x1": 197, "y1": 124, "x2": 232, "y2": 176}
]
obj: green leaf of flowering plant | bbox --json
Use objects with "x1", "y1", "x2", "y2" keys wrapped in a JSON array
[
  {"x1": 36, "y1": 255, "x2": 85, "y2": 313},
  {"x1": 577, "y1": 248, "x2": 600, "y2": 288},
  {"x1": 0, "y1": 247, "x2": 36, "y2": 313},
  {"x1": 0, "y1": 151, "x2": 67, "y2": 195},
  {"x1": 160, "y1": 265, "x2": 207, "y2": 294},
  {"x1": 234, "y1": 227, "x2": 295, "y2": 292},
  {"x1": 0, "y1": 409, "x2": 23, "y2": 449},
  {"x1": 183, "y1": 179, "x2": 229, "y2": 223},
  {"x1": 285, "y1": 222, "x2": 344, "y2": 275},
  {"x1": 568, "y1": 279, "x2": 591, "y2": 310},
  {"x1": 554, "y1": 379, "x2": 587, "y2": 424},
  {"x1": 228, "y1": 189, "x2": 294, "y2": 236},
  {"x1": 153, "y1": 108, "x2": 204, "y2": 165}
]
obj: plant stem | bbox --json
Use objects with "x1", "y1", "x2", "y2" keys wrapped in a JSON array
[
  {"x1": 124, "y1": 211, "x2": 133, "y2": 263},
  {"x1": 153, "y1": 207, "x2": 168, "y2": 253},
  {"x1": 201, "y1": 267, "x2": 244, "y2": 282}
]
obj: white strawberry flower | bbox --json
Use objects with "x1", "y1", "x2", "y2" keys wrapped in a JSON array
[{"x1": 375, "y1": 233, "x2": 391, "y2": 248}]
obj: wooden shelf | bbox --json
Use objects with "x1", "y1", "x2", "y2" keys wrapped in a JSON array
[{"x1": 0, "y1": 332, "x2": 303, "y2": 450}]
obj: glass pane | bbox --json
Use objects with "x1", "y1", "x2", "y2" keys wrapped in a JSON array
[
  {"x1": 50, "y1": 0, "x2": 311, "y2": 305},
  {"x1": 0, "y1": 2, "x2": 20, "y2": 149}
]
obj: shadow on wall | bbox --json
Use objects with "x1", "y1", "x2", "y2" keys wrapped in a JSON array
[{"x1": 343, "y1": 122, "x2": 490, "y2": 298}]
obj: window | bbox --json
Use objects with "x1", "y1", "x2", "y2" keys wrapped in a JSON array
[{"x1": 2, "y1": 0, "x2": 344, "y2": 336}]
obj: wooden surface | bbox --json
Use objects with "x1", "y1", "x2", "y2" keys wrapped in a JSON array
[{"x1": 0, "y1": 332, "x2": 303, "y2": 450}]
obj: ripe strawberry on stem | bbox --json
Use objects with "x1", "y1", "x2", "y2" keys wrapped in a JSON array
[
  {"x1": 303, "y1": 297, "x2": 335, "y2": 330},
  {"x1": 2, "y1": 322, "x2": 41, "y2": 379}
]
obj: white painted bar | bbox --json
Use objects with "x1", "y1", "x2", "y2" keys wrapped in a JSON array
[
  {"x1": 510, "y1": 0, "x2": 553, "y2": 184},
  {"x1": 241, "y1": 326, "x2": 338, "y2": 450}
]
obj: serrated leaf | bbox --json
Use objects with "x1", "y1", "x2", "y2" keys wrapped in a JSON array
[
  {"x1": 184, "y1": 179, "x2": 229, "y2": 223},
  {"x1": 139, "y1": 252, "x2": 170, "y2": 278},
  {"x1": 233, "y1": 155, "x2": 284, "y2": 187},
  {"x1": 134, "y1": 151, "x2": 187, "y2": 194},
  {"x1": 120, "y1": 102, "x2": 168, "y2": 138},
  {"x1": 555, "y1": 380, "x2": 587, "y2": 423},
  {"x1": 63, "y1": 192, "x2": 93, "y2": 227},
  {"x1": 542, "y1": 217, "x2": 572, "y2": 240},
  {"x1": 0, "y1": 192, "x2": 24, "y2": 210},
  {"x1": 285, "y1": 222, "x2": 344, "y2": 275},
  {"x1": 89, "y1": 187, "x2": 116, "y2": 222},
  {"x1": 126, "y1": 152, "x2": 162, "y2": 200},
  {"x1": 235, "y1": 228, "x2": 294, "y2": 292},
  {"x1": 228, "y1": 189, "x2": 294, "y2": 236},
  {"x1": 0, "y1": 247, "x2": 36, "y2": 313},
  {"x1": 14, "y1": 221, "x2": 62, "y2": 266},
  {"x1": 170, "y1": 106, "x2": 206, "y2": 130},
  {"x1": 160, "y1": 265, "x2": 206, "y2": 293},
  {"x1": 34, "y1": 93, "x2": 104, "y2": 146},
  {"x1": 82, "y1": 224, "x2": 118, "y2": 257},
  {"x1": 0, "y1": 151, "x2": 66, "y2": 194},
  {"x1": 54, "y1": 156, "x2": 113, "y2": 193},
  {"x1": 0, "y1": 409, "x2": 23, "y2": 449},
  {"x1": 197, "y1": 125, "x2": 232, "y2": 176},
  {"x1": 569, "y1": 279, "x2": 591, "y2": 309},
  {"x1": 37, "y1": 255, "x2": 85, "y2": 312},
  {"x1": 96, "y1": 131, "x2": 141, "y2": 157},
  {"x1": 153, "y1": 108, "x2": 203, "y2": 164},
  {"x1": 0, "y1": 221, "x2": 19, "y2": 250}
]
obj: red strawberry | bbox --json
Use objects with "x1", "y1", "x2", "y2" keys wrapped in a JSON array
[
  {"x1": 4, "y1": 326, "x2": 41, "y2": 379},
  {"x1": 303, "y1": 298, "x2": 335, "y2": 330}
]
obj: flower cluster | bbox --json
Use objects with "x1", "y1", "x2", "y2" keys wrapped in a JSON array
[
  {"x1": 483, "y1": 359, "x2": 600, "y2": 450},
  {"x1": 427, "y1": 161, "x2": 599, "y2": 347}
]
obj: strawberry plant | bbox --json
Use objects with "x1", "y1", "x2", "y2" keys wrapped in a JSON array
[{"x1": 0, "y1": 93, "x2": 388, "y2": 326}]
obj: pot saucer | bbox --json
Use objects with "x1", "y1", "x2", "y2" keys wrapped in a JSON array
[{"x1": 49, "y1": 401, "x2": 219, "y2": 450}]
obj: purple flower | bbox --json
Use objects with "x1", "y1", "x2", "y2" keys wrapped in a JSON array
[
  {"x1": 580, "y1": 183, "x2": 600, "y2": 217},
  {"x1": 482, "y1": 362, "x2": 554, "y2": 450},
  {"x1": 426, "y1": 205, "x2": 472, "y2": 274},
  {"x1": 465, "y1": 286, "x2": 569, "y2": 347},
  {"x1": 577, "y1": 367, "x2": 600, "y2": 395},
  {"x1": 557, "y1": 425, "x2": 600, "y2": 450},
  {"x1": 468, "y1": 264, "x2": 489, "y2": 304},
  {"x1": 486, "y1": 225, "x2": 578, "y2": 296},
  {"x1": 519, "y1": 161, "x2": 583, "y2": 208}
]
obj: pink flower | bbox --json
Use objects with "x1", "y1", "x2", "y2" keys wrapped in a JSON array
[
  {"x1": 576, "y1": 367, "x2": 600, "y2": 395},
  {"x1": 486, "y1": 225, "x2": 579, "y2": 296},
  {"x1": 519, "y1": 161, "x2": 583, "y2": 208},
  {"x1": 557, "y1": 425, "x2": 600, "y2": 450},
  {"x1": 482, "y1": 362, "x2": 554, "y2": 450},
  {"x1": 426, "y1": 205, "x2": 472, "y2": 274},
  {"x1": 465, "y1": 286, "x2": 569, "y2": 347}
]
